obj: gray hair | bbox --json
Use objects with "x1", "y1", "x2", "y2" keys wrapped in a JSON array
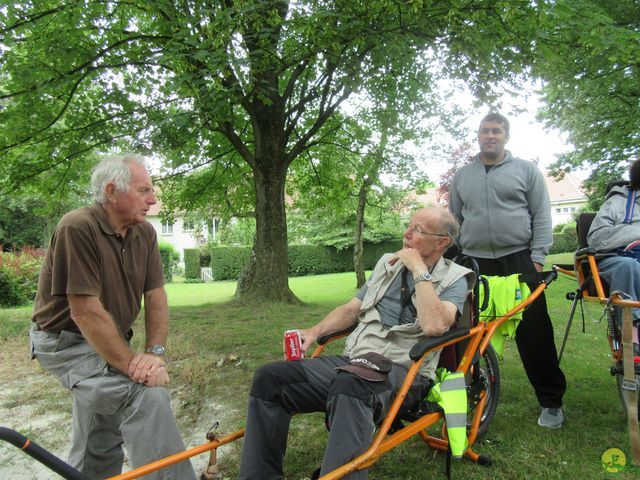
[
  {"x1": 437, "y1": 208, "x2": 460, "y2": 244},
  {"x1": 91, "y1": 154, "x2": 148, "y2": 204}
]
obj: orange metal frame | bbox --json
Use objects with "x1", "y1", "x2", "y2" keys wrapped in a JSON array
[
  {"x1": 554, "y1": 257, "x2": 640, "y2": 363},
  {"x1": 555, "y1": 253, "x2": 640, "y2": 465},
  {"x1": 104, "y1": 278, "x2": 554, "y2": 480}
]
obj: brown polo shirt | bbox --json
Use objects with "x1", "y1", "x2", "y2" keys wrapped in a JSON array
[{"x1": 32, "y1": 204, "x2": 165, "y2": 335}]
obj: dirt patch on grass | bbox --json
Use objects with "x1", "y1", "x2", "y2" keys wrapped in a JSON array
[{"x1": 0, "y1": 336, "x2": 240, "y2": 479}]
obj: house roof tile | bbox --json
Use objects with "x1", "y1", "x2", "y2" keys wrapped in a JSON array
[{"x1": 545, "y1": 172, "x2": 586, "y2": 202}]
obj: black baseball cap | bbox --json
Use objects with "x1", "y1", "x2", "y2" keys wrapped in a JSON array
[{"x1": 336, "y1": 352, "x2": 392, "y2": 382}]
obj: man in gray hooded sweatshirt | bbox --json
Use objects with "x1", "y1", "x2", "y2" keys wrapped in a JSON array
[
  {"x1": 587, "y1": 158, "x2": 640, "y2": 349},
  {"x1": 449, "y1": 113, "x2": 567, "y2": 429}
]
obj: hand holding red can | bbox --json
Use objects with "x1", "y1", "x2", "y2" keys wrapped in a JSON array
[{"x1": 283, "y1": 330, "x2": 304, "y2": 361}]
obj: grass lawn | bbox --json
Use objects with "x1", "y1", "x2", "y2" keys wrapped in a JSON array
[{"x1": 1, "y1": 253, "x2": 639, "y2": 479}]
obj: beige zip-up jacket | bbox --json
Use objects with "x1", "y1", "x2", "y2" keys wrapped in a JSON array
[{"x1": 344, "y1": 254, "x2": 475, "y2": 379}]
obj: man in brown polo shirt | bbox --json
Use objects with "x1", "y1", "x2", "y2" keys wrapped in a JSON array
[{"x1": 30, "y1": 154, "x2": 196, "y2": 479}]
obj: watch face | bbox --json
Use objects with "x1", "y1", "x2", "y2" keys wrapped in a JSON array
[{"x1": 149, "y1": 345, "x2": 165, "y2": 355}]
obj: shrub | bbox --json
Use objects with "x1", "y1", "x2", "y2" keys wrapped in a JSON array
[
  {"x1": 208, "y1": 241, "x2": 406, "y2": 281},
  {"x1": 550, "y1": 222, "x2": 578, "y2": 254},
  {"x1": 184, "y1": 248, "x2": 202, "y2": 279},
  {"x1": 287, "y1": 245, "x2": 350, "y2": 276},
  {"x1": 0, "y1": 268, "x2": 26, "y2": 307},
  {"x1": 200, "y1": 249, "x2": 211, "y2": 267},
  {"x1": 158, "y1": 242, "x2": 180, "y2": 282},
  {"x1": 0, "y1": 247, "x2": 44, "y2": 307},
  {"x1": 184, "y1": 277, "x2": 205, "y2": 284},
  {"x1": 362, "y1": 240, "x2": 404, "y2": 269}
]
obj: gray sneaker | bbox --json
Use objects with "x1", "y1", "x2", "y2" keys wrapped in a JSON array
[{"x1": 538, "y1": 407, "x2": 564, "y2": 428}]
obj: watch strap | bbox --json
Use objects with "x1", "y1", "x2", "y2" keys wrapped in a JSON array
[
  {"x1": 414, "y1": 271, "x2": 433, "y2": 283},
  {"x1": 146, "y1": 345, "x2": 165, "y2": 355}
]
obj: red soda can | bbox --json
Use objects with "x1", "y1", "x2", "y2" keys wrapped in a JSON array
[{"x1": 283, "y1": 330, "x2": 304, "y2": 361}]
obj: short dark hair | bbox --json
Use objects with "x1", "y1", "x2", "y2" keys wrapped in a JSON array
[
  {"x1": 629, "y1": 158, "x2": 640, "y2": 191},
  {"x1": 480, "y1": 113, "x2": 510, "y2": 136}
]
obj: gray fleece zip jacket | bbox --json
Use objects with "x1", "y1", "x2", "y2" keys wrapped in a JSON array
[
  {"x1": 587, "y1": 185, "x2": 640, "y2": 253},
  {"x1": 449, "y1": 151, "x2": 553, "y2": 265}
]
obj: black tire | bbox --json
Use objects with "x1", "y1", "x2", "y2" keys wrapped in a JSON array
[{"x1": 468, "y1": 344, "x2": 500, "y2": 436}]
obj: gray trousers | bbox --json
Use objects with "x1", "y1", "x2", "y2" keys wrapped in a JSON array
[
  {"x1": 238, "y1": 355, "x2": 428, "y2": 480},
  {"x1": 30, "y1": 327, "x2": 196, "y2": 480}
]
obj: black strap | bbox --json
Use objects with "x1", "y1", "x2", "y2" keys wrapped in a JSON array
[
  {"x1": 401, "y1": 268, "x2": 417, "y2": 318},
  {"x1": 445, "y1": 442, "x2": 452, "y2": 480}
]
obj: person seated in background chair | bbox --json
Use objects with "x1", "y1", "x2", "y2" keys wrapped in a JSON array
[
  {"x1": 238, "y1": 207, "x2": 475, "y2": 480},
  {"x1": 587, "y1": 157, "x2": 640, "y2": 350}
]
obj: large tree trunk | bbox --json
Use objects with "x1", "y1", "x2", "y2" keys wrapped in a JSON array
[
  {"x1": 235, "y1": 164, "x2": 298, "y2": 303},
  {"x1": 231, "y1": 0, "x2": 301, "y2": 303}
]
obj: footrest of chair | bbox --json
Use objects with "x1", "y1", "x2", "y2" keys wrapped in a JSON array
[{"x1": 409, "y1": 327, "x2": 470, "y2": 361}]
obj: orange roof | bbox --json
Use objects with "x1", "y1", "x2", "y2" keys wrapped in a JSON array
[{"x1": 545, "y1": 172, "x2": 586, "y2": 202}]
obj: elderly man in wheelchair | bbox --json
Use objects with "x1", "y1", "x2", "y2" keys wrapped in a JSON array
[
  {"x1": 238, "y1": 207, "x2": 475, "y2": 480},
  {"x1": 587, "y1": 158, "x2": 640, "y2": 355}
]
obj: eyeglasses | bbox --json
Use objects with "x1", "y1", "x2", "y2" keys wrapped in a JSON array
[{"x1": 405, "y1": 223, "x2": 448, "y2": 238}]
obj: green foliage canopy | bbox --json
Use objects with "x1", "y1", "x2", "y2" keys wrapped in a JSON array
[
  {"x1": 0, "y1": 1, "x2": 546, "y2": 302},
  {"x1": 535, "y1": 0, "x2": 640, "y2": 202}
]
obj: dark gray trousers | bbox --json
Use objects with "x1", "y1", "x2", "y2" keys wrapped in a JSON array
[{"x1": 238, "y1": 355, "x2": 428, "y2": 480}]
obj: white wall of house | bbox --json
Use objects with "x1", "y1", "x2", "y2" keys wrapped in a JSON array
[
  {"x1": 147, "y1": 215, "x2": 216, "y2": 266},
  {"x1": 544, "y1": 172, "x2": 588, "y2": 227},
  {"x1": 550, "y1": 201, "x2": 584, "y2": 227}
]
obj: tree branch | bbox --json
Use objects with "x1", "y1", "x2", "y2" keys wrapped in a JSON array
[
  {"x1": 217, "y1": 121, "x2": 255, "y2": 168},
  {"x1": 0, "y1": 5, "x2": 66, "y2": 35},
  {"x1": 1, "y1": 34, "x2": 171, "y2": 100}
]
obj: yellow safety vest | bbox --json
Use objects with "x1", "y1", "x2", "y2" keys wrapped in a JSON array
[
  {"x1": 427, "y1": 368, "x2": 467, "y2": 458},
  {"x1": 478, "y1": 274, "x2": 531, "y2": 358}
]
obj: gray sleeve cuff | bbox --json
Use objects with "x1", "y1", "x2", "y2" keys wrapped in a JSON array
[{"x1": 531, "y1": 251, "x2": 546, "y2": 266}]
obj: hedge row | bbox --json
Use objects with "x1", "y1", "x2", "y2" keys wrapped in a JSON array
[
  {"x1": 184, "y1": 240, "x2": 403, "y2": 280},
  {"x1": 549, "y1": 227, "x2": 579, "y2": 255}
]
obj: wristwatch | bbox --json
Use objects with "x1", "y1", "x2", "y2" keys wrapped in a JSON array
[
  {"x1": 414, "y1": 271, "x2": 433, "y2": 283},
  {"x1": 146, "y1": 345, "x2": 166, "y2": 356}
]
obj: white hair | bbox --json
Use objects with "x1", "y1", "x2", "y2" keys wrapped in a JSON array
[{"x1": 91, "y1": 154, "x2": 148, "y2": 204}]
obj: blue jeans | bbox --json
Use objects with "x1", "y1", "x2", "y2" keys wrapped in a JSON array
[{"x1": 598, "y1": 255, "x2": 640, "y2": 322}]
